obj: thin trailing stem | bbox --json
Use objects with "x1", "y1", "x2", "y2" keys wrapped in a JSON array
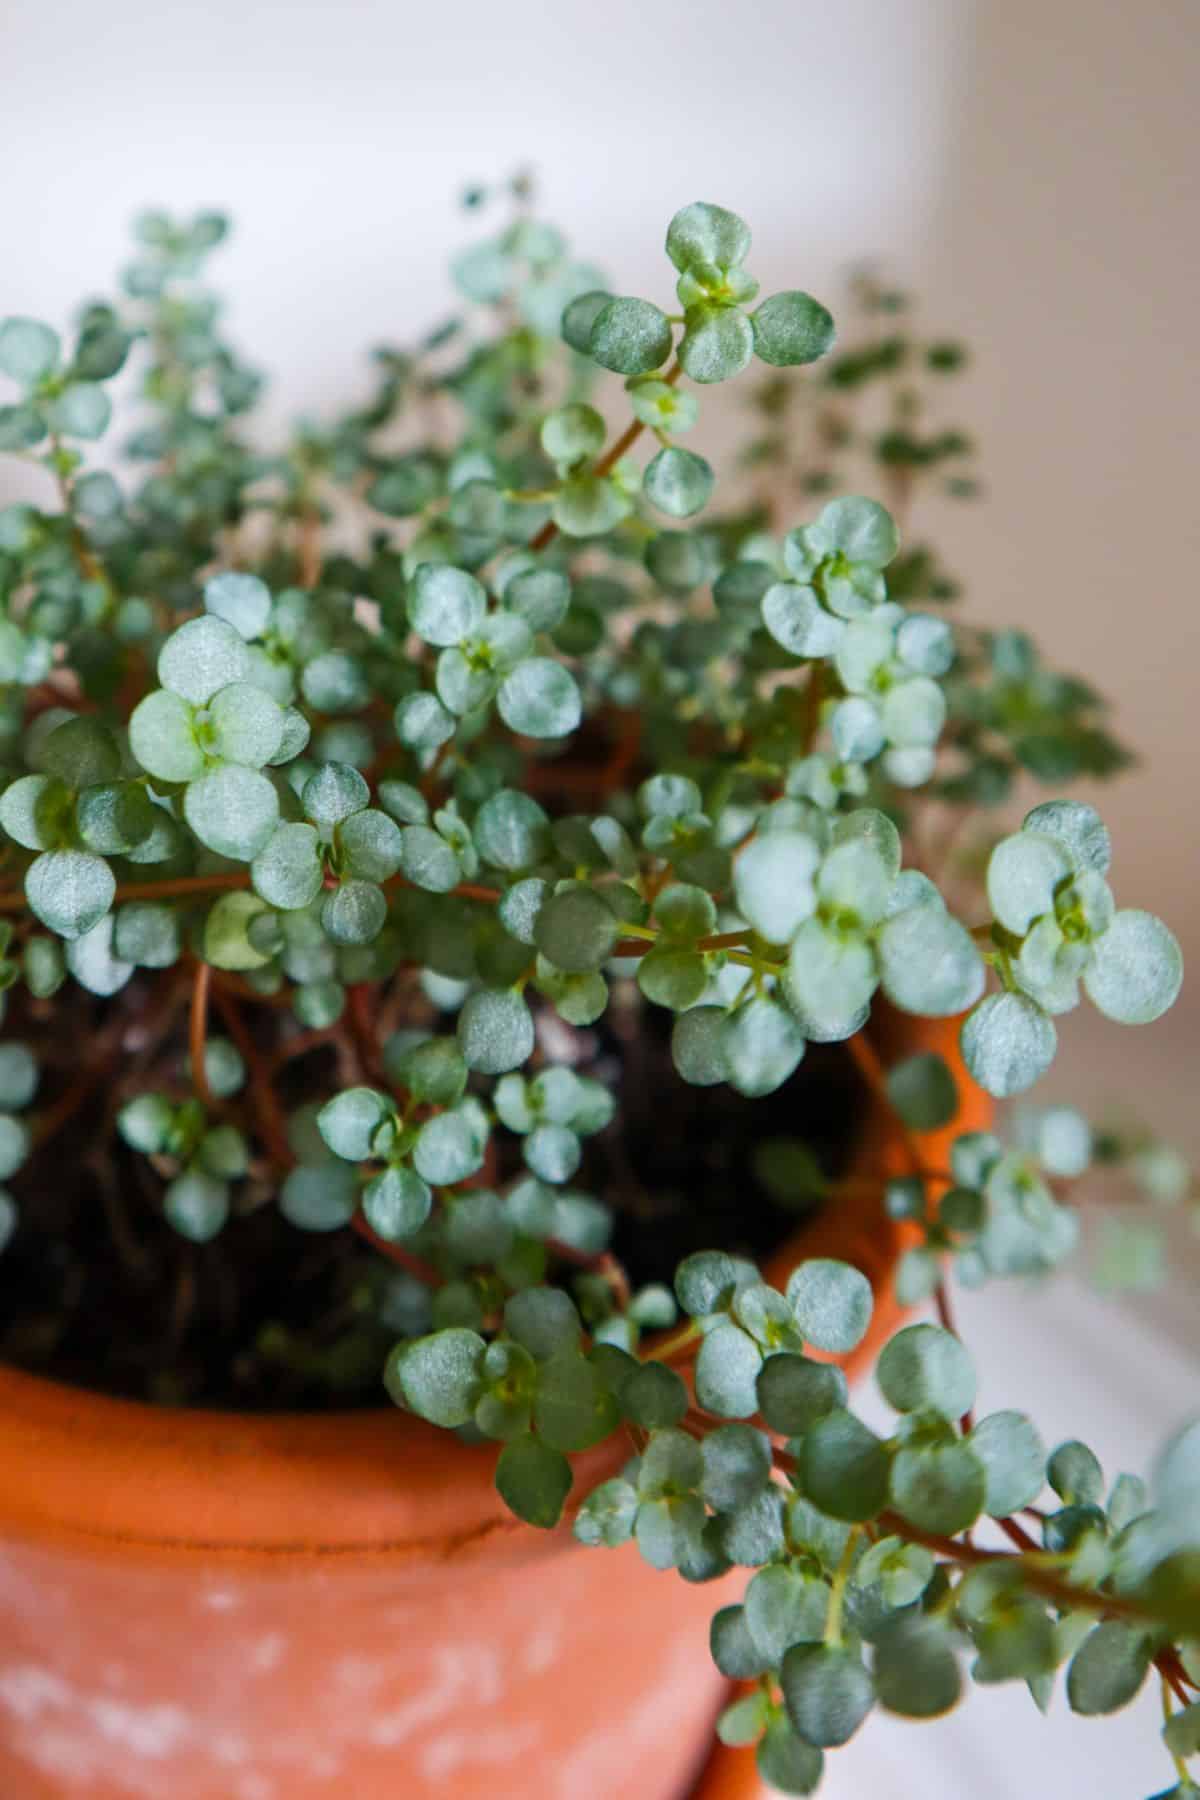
[
  {"x1": 189, "y1": 961, "x2": 214, "y2": 1109},
  {"x1": 528, "y1": 359, "x2": 683, "y2": 553}
]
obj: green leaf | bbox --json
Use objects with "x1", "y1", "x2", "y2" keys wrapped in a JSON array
[
  {"x1": 969, "y1": 1411, "x2": 1046, "y2": 1516},
  {"x1": 0, "y1": 1117, "x2": 30, "y2": 1181},
  {"x1": 158, "y1": 615, "x2": 251, "y2": 706},
  {"x1": 700, "y1": 1423, "x2": 771, "y2": 1511},
  {"x1": 495, "y1": 1433, "x2": 573, "y2": 1528},
  {"x1": 815, "y1": 496, "x2": 899, "y2": 568},
  {"x1": 722, "y1": 999, "x2": 806, "y2": 1098},
  {"x1": 675, "y1": 1249, "x2": 747, "y2": 1317},
  {"x1": 1048, "y1": 1439, "x2": 1104, "y2": 1506},
  {"x1": 65, "y1": 916, "x2": 132, "y2": 995},
  {"x1": 756, "y1": 1354, "x2": 847, "y2": 1435},
  {"x1": 960, "y1": 993, "x2": 1057, "y2": 1097},
  {"x1": 801, "y1": 1410, "x2": 890, "y2": 1521},
  {"x1": 533, "y1": 885, "x2": 619, "y2": 972},
  {"x1": 877, "y1": 1324, "x2": 975, "y2": 1418},
  {"x1": 203, "y1": 891, "x2": 273, "y2": 970},
  {"x1": 785, "y1": 921, "x2": 876, "y2": 1040},
  {"x1": 855, "y1": 1535, "x2": 935, "y2": 1608},
  {"x1": 395, "y1": 691, "x2": 455, "y2": 751},
  {"x1": 987, "y1": 830, "x2": 1073, "y2": 936},
  {"x1": 782, "y1": 1645, "x2": 874, "y2": 1748},
  {"x1": 0, "y1": 317, "x2": 60, "y2": 384},
  {"x1": 302, "y1": 759, "x2": 368, "y2": 828},
  {"x1": 206, "y1": 683, "x2": 286, "y2": 767},
  {"x1": 164, "y1": 1171, "x2": 228, "y2": 1243},
  {"x1": 711, "y1": 1605, "x2": 770, "y2": 1679},
  {"x1": 0, "y1": 404, "x2": 44, "y2": 450},
  {"x1": 337, "y1": 809, "x2": 403, "y2": 883},
  {"x1": 504, "y1": 1286, "x2": 581, "y2": 1360},
  {"x1": 75, "y1": 783, "x2": 154, "y2": 856},
  {"x1": 636, "y1": 1492, "x2": 708, "y2": 1571},
  {"x1": 412, "y1": 1097, "x2": 488, "y2": 1185},
  {"x1": 279, "y1": 1162, "x2": 359, "y2": 1231},
  {"x1": 0, "y1": 775, "x2": 69, "y2": 852},
  {"x1": 636, "y1": 947, "x2": 707, "y2": 1012},
  {"x1": 873, "y1": 1616, "x2": 961, "y2": 1717},
  {"x1": 876, "y1": 903, "x2": 985, "y2": 1018},
  {"x1": 204, "y1": 571, "x2": 271, "y2": 639},
  {"x1": 695, "y1": 1320, "x2": 763, "y2": 1417},
  {"x1": 362, "y1": 1165, "x2": 432, "y2": 1240},
  {"x1": 716, "y1": 1693, "x2": 769, "y2": 1749},
  {"x1": 671, "y1": 1006, "x2": 729, "y2": 1085},
  {"x1": 504, "y1": 567, "x2": 571, "y2": 634},
  {"x1": 387, "y1": 1329, "x2": 485, "y2": 1428},
  {"x1": 540, "y1": 403, "x2": 605, "y2": 465},
  {"x1": 25, "y1": 850, "x2": 114, "y2": 940},
  {"x1": 36, "y1": 717, "x2": 116, "y2": 791},
  {"x1": 44, "y1": 383, "x2": 111, "y2": 440},
  {"x1": 886, "y1": 1052, "x2": 958, "y2": 1131},
  {"x1": 1066, "y1": 1621, "x2": 1151, "y2": 1715},
  {"x1": 457, "y1": 987, "x2": 534, "y2": 1074},
  {"x1": 744, "y1": 1564, "x2": 827, "y2": 1663},
  {"x1": 787, "y1": 1259, "x2": 873, "y2": 1353},
  {"x1": 573, "y1": 1477, "x2": 639, "y2": 1547},
  {"x1": 497, "y1": 658, "x2": 581, "y2": 739},
  {"x1": 1083, "y1": 909, "x2": 1183, "y2": 1025},
  {"x1": 623, "y1": 1361, "x2": 689, "y2": 1431},
  {"x1": 533, "y1": 1348, "x2": 620, "y2": 1450},
  {"x1": 524, "y1": 1121, "x2": 581, "y2": 1183},
  {"x1": 890, "y1": 1441, "x2": 987, "y2": 1534},
  {"x1": 733, "y1": 831, "x2": 820, "y2": 941},
  {"x1": 322, "y1": 879, "x2": 387, "y2": 946},
  {"x1": 751, "y1": 292, "x2": 835, "y2": 367},
  {"x1": 665, "y1": 202, "x2": 752, "y2": 273},
  {"x1": 390, "y1": 1036, "x2": 467, "y2": 1105},
  {"x1": 1023, "y1": 800, "x2": 1111, "y2": 875},
  {"x1": 588, "y1": 297, "x2": 672, "y2": 375},
  {"x1": 0, "y1": 1044, "x2": 37, "y2": 1110},
  {"x1": 561, "y1": 289, "x2": 612, "y2": 354},
  {"x1": 1163, "y1": 1699, "x2": 1200, "y2": 1760},
  {"x1": 408, "y1": 564, "x2": 487, "y2": 647},
  {"x1": 756, "y1": 1717, "x2": 825, "y2": 1797},
  {"x1": 114, "y1": 901, "x2": 180, "y2": 969},
  {"x1": 642, "y1": 447, "x2": 713, "y2": 519},
  {"x1": 679, "y1": 305, "x2": 755, "y2": 383},
  {"x1": 184, "y1": 765, "x2": 279, "y2": 861},
  {"x1": 317, "y1": 1086, "x2": 393, "y2": 1161},
  {"x1": 124, "y1": 691, "x2": 198, "y2": 782},
  {"x1": 398, "y1": 825, "x2": 461, "y2": 894},
  {"x1": 473, "y1": 790, "x2": 549, "y2": 871}
]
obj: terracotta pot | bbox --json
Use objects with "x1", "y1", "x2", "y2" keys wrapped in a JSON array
[{"x1": 0, "y1": 1013, "x2": 987, "y2": 1799}]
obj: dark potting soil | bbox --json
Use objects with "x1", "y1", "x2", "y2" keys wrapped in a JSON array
[{"x1": 0, "y1": 977, "x2": 861, "y2": 1411}]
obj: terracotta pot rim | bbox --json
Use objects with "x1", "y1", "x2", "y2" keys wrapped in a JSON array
[{"x1": 0, "y1": 1016, "x2": 979, "y2": 1566}]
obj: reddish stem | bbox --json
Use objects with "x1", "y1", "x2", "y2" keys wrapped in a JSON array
[
  {"x1": 528, "y1": 360, "x2": 682, "y2": 554},
  {"x1": 209, "y1": 986, "x2": 295, "y2": 1171},
  {"x1": 350, "y1": 1213, "x2": 442, "y2": 1287},
  {"x1": 189, "y1": 962, "x2": 215, "y2": 1110}
]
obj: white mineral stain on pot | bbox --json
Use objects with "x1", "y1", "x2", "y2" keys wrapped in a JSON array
[
  {"x1": 201, "y1": 1587, "x2": 243, "y2": 1611},
  {"x1": 367, "y1": 1643, "x2": 506, "y2": 1749},
  {"x1": 248, "y1": 1633, "x2": 287, "y2": 1674},
  {"x1": 422, "y1": 1720, "x2": 541, "y2": 1781}
]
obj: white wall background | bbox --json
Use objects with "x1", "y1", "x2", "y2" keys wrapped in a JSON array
[
  {"x1": 3, "y1": 0, "x2": 968, "y2": 434},
  {"x1": 5, "y1": 2, "x2": 1199, "y2": 1794}
]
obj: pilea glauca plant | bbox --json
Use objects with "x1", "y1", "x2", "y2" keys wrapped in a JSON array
[{"x1": 0, "y1": 187, "x2": 1196, "y2": 1796}]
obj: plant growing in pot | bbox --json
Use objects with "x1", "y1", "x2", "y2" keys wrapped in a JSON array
[{"x1": 0, "y1": 187, "x2": 1195, "y2": 1800}]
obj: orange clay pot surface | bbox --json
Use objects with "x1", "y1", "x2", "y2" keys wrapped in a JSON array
[{"x1": 0, "y1": 1013, "x2": 988, "y2": 1800}]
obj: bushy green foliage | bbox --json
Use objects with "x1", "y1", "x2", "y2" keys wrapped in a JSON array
[{"x1": 0, "y1": 188, "x2": 1193, "y2": 1792}]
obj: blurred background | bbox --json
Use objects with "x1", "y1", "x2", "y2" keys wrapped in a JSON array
[{"x1": 4, "y1": 0, "x2": 1197, "y2": 1791}]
